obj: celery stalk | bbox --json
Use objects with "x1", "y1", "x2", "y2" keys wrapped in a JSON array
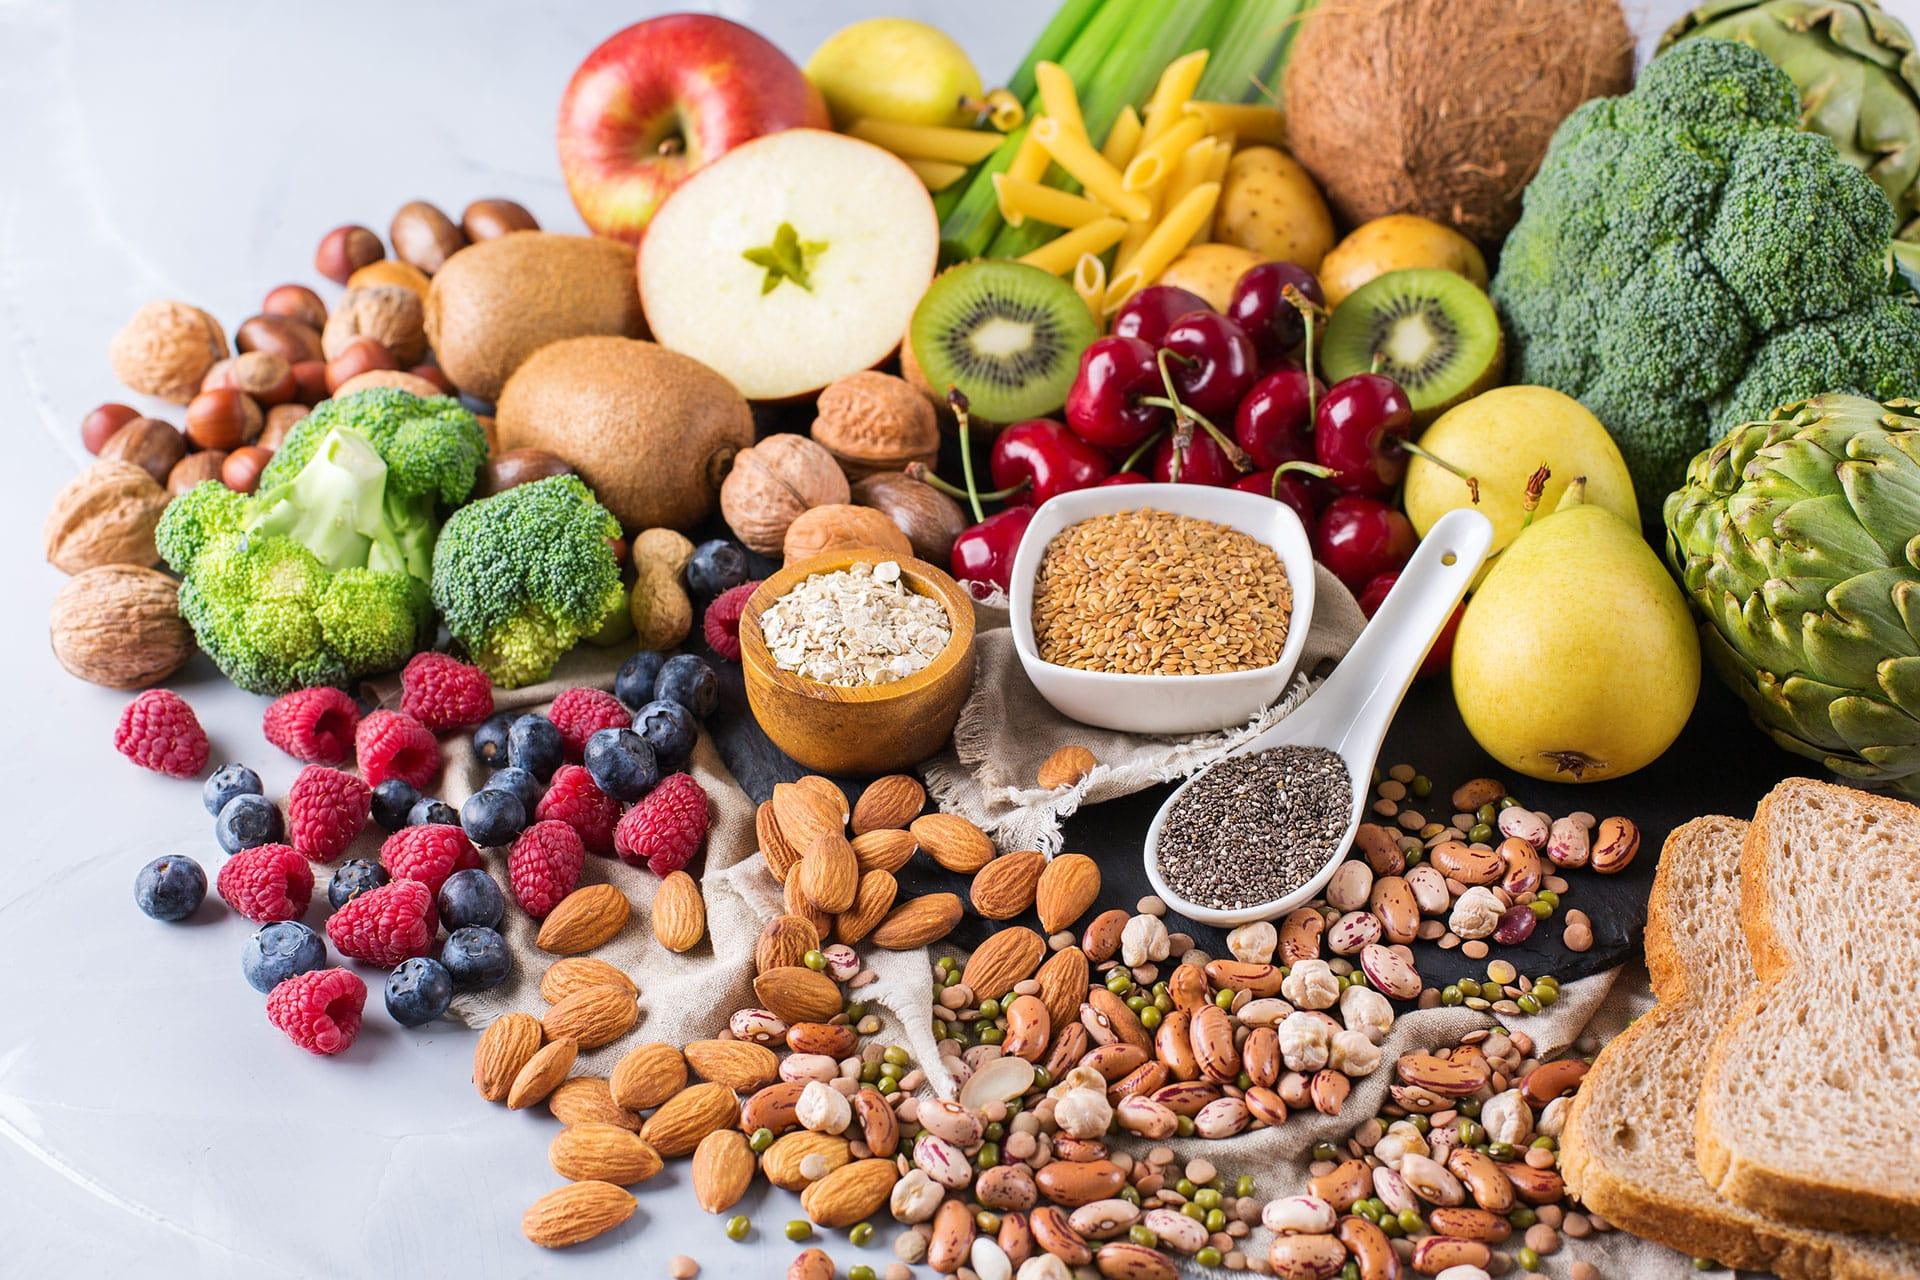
[
  {"x1": 1194, "y1": 0, "x2": 1311, "y2": 103},
  {"x1": 1005, "y1": 0, "x2": 1107, "y2": 105}
]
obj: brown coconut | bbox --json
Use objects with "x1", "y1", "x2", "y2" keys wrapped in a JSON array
[{"x1": 1282, "y1": 0, "x2": 1634, "y2": 247}]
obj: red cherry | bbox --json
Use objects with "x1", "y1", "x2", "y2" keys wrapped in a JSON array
[
  {"x1": 1234, "y1": 366, "x2": 1323, "y2": 470},
  {"x1": 1111, "y1": 284, "x2": 1212, "y2": 347},
  {"x1": 950, "y1": 506, "x2": 1036, "y2": 594},
  {"x1": 989, "y1": 419, "x2": 1111, "y2": 506},
  {"x1": 1316, "y1": 495, "x2": 1416, "y2": 590},
  {"x1": 1152, "y1": 429, "x2": 1239, "y2": 486},
  {"x1": 1227, "y1": 262, "x2": 1325, "y2": 360},
  {"x1": 1160, "y1": 310, "x2": 1258, "y2": 420},
  {"x1": 1358, "y1": 570, "x2": 1461, "y2": 678},
  {"x1": 1064, "y1": 335, "x2": 1168, "y2": 450},
  {"x1": 1314, "y1": 373, "x2": 1414, "y2": 496},
  {"x1": 1100, "y1": 471, "x2": 1148, "y2": 487},
  {"x1": 1232, "y1": 468, "x2": 1319, "y2": 529}
]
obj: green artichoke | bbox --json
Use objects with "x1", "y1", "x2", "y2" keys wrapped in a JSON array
[{"x1": 1666, "y1": 394, "x2": 1920, "y2": 797}]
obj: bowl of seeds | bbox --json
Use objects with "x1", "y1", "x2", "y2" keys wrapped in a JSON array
[{"x1": 1007, "y1": 484, "x2": 1314, "y2": 734}]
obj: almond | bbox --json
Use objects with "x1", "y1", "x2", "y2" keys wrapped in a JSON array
[
  {"x1": 549, "y1": 1077, "x2": 643, "y2": 1131},
  {"x1": 753, "y1": 965, "x2": 843, "y2": 1024},
  {"x1": 851, "y1": 827, "x2": 917, "y2": 875},
  {"x1": 761, "y1": 1130, "x2": 851, "y2": 1190},
  {"x1": 795, "y1": 774, "x2": 850, "y2": 821},
  {"x1": 797, "y1": 832, "x2": 859, "y2": 913},
  {"x1": 522, "y1": 1180, "x2": 635, "y2": 1248},
  {"x1": 536, "y1": 883, "x2": 631, "y2": 954},
  {"x1": 1034, "y1": 945, "x2": 1090, "y2": 1036},
  {"x1": 542, "y1": 984, "x2": 638, "y2": 1049},
  {"x1": 772, "y1": 780, "x2": 843, "y2": 852},
  {"x1": 869, "y1": 892, "x2": 963, "y2": 949},
  {"x1": 911, "y1": 812, "x2": 995, "y2": 873},
  {"x1": 640, "y1": 1080, "x2": 741, "y2": 1157},
  {"x1": 685, "y1": 1039, "x2": 781, "y2": 1093},
  {"x1": 1036, "y1": 853, "x2": 1101, "y2": 934},
  {"x1": 1037, "y1": 744, "x2": 1098, "y2": 789},
  {"x1": 610, "y1": 1042, "x2": 688, "y2": 1113},
  {"x1": 783, "y1": 872, "x2": 833, "y2": 937},
  {"x1": 539, "y1": 957, "x2": 637, "y2": 1004},
  {"x1": 800, "y1": 1157, "x2": 900, "y2": 1228},
  {"x1": 970, "y1": 849, "x2": 1046, "y2": 920},
  {"x1": 691, "y1": 1128, "x2": 755, "y2": 1213},
  {"x1": 755, "y1": 914, "x2": 821, "y2": 975},
  {"x1": 650, "y1": 870, "x2": 706, "y2": 953},
  {"x1": 851, "y1": 774, "x2": 925, "y2": 834},
  {"x1": 758, "y1": 799, "x2": 801, "y2": 883},
  {"x1": 961, "y1": 925, "x2": 1046, "y2": 1001},
  {"x1": 473, "y1": 1011, "x2": 543, "y2": 1103},
  {"x1": 549, "y1": 1123, "x2": 664, "y2": 1185},
  {"x1": 834, "y1": 868, "x2": 898, "y2": 945},
  {"x1": 507, "y1": 1038, "x2": 579, "y2": 1110}
]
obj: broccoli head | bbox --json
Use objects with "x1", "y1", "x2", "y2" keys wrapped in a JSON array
[
  {"x1": 429, "y1": 475, "x2": 624, "y2": 688},
  {"x1": 1492, "y1": 37, "x2": 1920, "y2": 522}
]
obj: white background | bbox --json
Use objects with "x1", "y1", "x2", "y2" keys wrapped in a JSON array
[{"x1": 1, "y1": 1, "x2": 1713, "y2": 1275}]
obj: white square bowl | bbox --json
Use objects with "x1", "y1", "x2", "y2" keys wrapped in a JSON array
[{"x1": 1007, "y1": 483, "x2": 1317, "y2": 735}]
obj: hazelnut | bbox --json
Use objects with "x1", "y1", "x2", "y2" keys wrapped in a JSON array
[
  {"x1": 321, "y1": 285, "x2": 426, "y2": 366},
  {"x1": 81, "y1": 403, "x2": 141, "y2": 455},
  {"x1": 480, "y1": 448, "x2": 574, "y2": 497},
  {"x1": 50, "y1": 565, "x2": 195, "y2": 689},
  {"x1": 291, "y1": 360, "x2": 329, "y2": 405},
  {"x1": 408, "y1": 362, "x2": 453, "y2": 393},
  {"x1": 315, "y1": 224, "x2": 384, "y2": 285},
  {"x1": 185, "y1": 388, "x2": 264, "y2": 451},
  {"x1": 347, "y1": 259, "x2": 431, "y2": 301},
  {"x1": 390, "y1": 200, "x2": 466, "y2": 274},
  {"x1": 200, "y1": 357, "x2": 237, "y2": 393},
  {"x1": 331, "y1": 369, "x2": 443, "y2": 399},
  {"x1": 230, "y1": 351, "x2": 296, "y2": 405},
  {"x1": 853, "y1": 471, "x2": 967, "y2": 563},
  {"x1": 782, "y1": 503, "x2": 912, "y2": 562},
  {"x1": 108, "y1": 300, "x2": 229, "y2": 403},
  {"x1": 461, "y1": 198, "x2": 538, "y2": 242},
  {"x1": 43, "y1": 460, "x2": 169, "y2": 573},
  {"x1": 261, "y1": 404, "x2": 310, "y2": 452},
  {"x1": 222, "y1": 445, "x2": 273, "y2": 494},
  {"x1": 812, "y1": 371, "x2": 940, "y2": 479},
  {"x1": 261, "y1": 284, "x2": 327, "y2": 331},
  {"x1": 719, "y1": 433, "x2": 850, "y2": 555},
  {"x1": 236, "y1": 313, "x2": 324, "y2": 365},
  {"x1": 325, "y1": 339, "x2": 396, "y2": 393},
  {"x1": 168, "y1": 449, "x2": 229, "y2": 495},
  {"x1": 98, "y1": 417, "x2": 189, "y2": 486}
]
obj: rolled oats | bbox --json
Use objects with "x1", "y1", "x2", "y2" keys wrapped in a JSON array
[{"x1": 761, "y1": 560, "x2": 951, "y2": 687}]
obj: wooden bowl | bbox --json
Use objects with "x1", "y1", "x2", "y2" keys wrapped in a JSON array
[{"x1": 739, "y1": 549, "x2": 977, "y2": 776}]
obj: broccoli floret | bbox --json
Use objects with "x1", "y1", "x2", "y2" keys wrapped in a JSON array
[
  {"x1": 1492, "y1": 37, "x2": 1920, "y2": 522},
  {"x1": 429, "y1": 476, "x2": 624, "y2": 688}
]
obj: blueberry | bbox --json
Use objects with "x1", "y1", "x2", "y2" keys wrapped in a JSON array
[
  {"x1": 134, "y1": 855, "x2": 206, "y2": 921},
  {"x1": 241, "y1": 921, "x2": 326, "y2": 993},
  {"x1": 441, "y1": 926, "x2": 511, "y2": 990},
  {"x1": 461, "y1": 787, "x2": 525, "y2": 847},
  {"x1": 686, "y1": 539, "x2": 749, "y2": 597},
  {"x1": 385, "y1": 957, "x2": 454, "y2": 1027},
  {"x1": 655, "y1": 653, "x2": 719, "y2": 719},
  {"x1": 584, "y1": 728, "x2": 659, "y2": 801},
  {"x1": 507, "y1": 713, "x2": 563, "y2": 781},
  {"x1": 371, "y1": 778, "x2": 420, "y2": 831},
  {"x1": 408, "y1": 796, "x2": 460, "y2": 827},
  {"x1": 202, "y1": 764, "x2": 263, "y2": 817},
  {"x1": 216, "y1": 793, "x2": 284, "y2": 855},
  {"x1": 473, "y1": 710, "x2": 516, "y2": 769},
  {"x1": 438, "y1": 868, "x2": 506, "y2": 931},
  {"x1": 328, "y1": 858, "x2": 390, "y2": 909},
  {"x1": 615, "y1": 650, "x2": 669, "y2": 709},
  {"x1": 632, "y1": 699, "x2": 699, "y2": 771},
  {"x1": 485, "y1": 766, "x2": 542, "y2": 815}
]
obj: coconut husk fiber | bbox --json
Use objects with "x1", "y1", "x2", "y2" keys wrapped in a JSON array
[{"x1": 1282, "y1": 0, "x2": 1634, "y2": 246}]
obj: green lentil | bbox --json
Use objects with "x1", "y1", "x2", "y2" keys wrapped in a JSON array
[
  {"x1": 1534, "y1": 985, "x2": 1559, "y2": 1007},
  {"x1": 1441, "y1": 985, "x2": 1465, "y2": 1006},
  {"x1": 1517, "y1": 1246, "x2": 1540, "y2": 1271},
  {"x1": 1183, "y1": 1203, "x2": 1206, "y2": 1223},
  {"x1": 1517, "y1": 995, "x2": 1542, "y2": 1015},
  {"x1": 725, "y1": 1215, "x2": 750, "y2": 1241},
  {"x1": 1139, "y1": 1005, "x2": 1163, "y2": 1031},
  {"x1": 1530, "y1": 900, "x2": 1553, "y2": 919},
  {"x1": 1411, "y1": 775, "x2": 1432, "y2": 798},
  {"x1": 803, "y1": 949, "x2": 827, "y2": 971},
  {"x1": 1312, "y1": 1142, "x2": 1339, "y2": 1161},
  {"x1": 1510, "y1": 1208, "x2": 1538, "y2": 1229},
  {"x1": 1409, "y1": 1115, "x2": 1430, "y2": 1134},
  {"x1": 1129, "y1": 1225, "x2": 1159, "y2": 1248},
  {"x1": 1458, "y1": 1120, "x2": 1483, "y2": 1146},
  {"x1": 1120, "y1": 1185, "x2": 1142, "y2": 1207},
  {"x1": 1537, "y1": 889, "x2": 1559, "y2": 907},
  {"x1": 978, "y1": 1027, "x2": 1004, "y2": 1045},
  {"x1": 1397, "y1": 1208, "x2": 1424, "y2": 1234},
  {"x1": 975, "y1": 1211, "x2": 1001, "y2": 1233},
  {"x1": 1196, "y1": 1247, "x2": 1223, "y2": 1268},
  {"x1": 1194, "y1": 1188, "x2": 1221, "y2": 1210},
  {"x1": 1106, "y1": 971, "x2": 1133, "y2": 995},
  {"x1": 1030, "y1": 1067, "x2": 1052, "y2": 1090},
  {"x1": 1459, "y1": 1098, "x2": 1481, "y2": 1118},
  {"x1": 976, "y1": 1142, "x2": 1000, "y2": 1168},
  {"x1": 1488, "y1": 1141, "x2": 1518, "y2": 1161},
  {"x1": 749, "y1": 1128, "x2": 775, "y2": 1154},
  {"x1": 1176, "y1": 1116, "x2": 1195, "y2": 1137},
  {"x1": 784, "y1": 1220, "x2": 812, "y2": 1242},
  {"x1": 1205, "y1": 1208, "x2": 1226, "y2": 1232},
  {"x1": 1126, "y1": 994, "x2": 1148, "y2": 1012},
  {"x1": 1215, "y1": 988, "x2": 1235, "y2": 1009},
  {"x1": 849, "y1": 1268, "x2": 875, "y2": 1280},
  {"x1": 1235, "y1": 1176, "x2": 1255, "y2": 1197},
  {"x1": 1341, "y1": 1263, "x2": 1361, "y2": 1280},
  {"x1": 848, "y1": 1222, "x2": 874, "y2": 1247},
  {"x1": 847, "y1": 1001, "x2": 867, "y2": 1020},
  {"x1": 1693, "y1": 1260, "x2": 1719, "y2": 1272},
  {"x1": 979, "y1": 997, "x2": 1002, "y2": 1019}
]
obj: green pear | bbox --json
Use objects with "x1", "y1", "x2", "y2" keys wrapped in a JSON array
[{"x1": 1451, "y1": 492, "x2": 1699, "y2": 783}]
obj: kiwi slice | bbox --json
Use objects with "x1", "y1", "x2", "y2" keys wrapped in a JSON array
[
  {"x1": 907, "y1": 260, "x2": 1097, "y2": 425},
  {"x1": 1321, "y1": 268, "x2": 1506, "y2": 422}
]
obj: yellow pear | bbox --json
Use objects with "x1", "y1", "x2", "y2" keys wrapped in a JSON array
[
  {"x1": 806, "y1": 19, "x2": 982, "y2": 128},
  {"x1": 1451, "y1": 494, "x2": 1698, "y2": 783}
]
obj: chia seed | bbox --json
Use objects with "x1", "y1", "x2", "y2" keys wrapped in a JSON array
[{"x1": 1155, "y1": 745, "x2": 1353, "y2": 911}]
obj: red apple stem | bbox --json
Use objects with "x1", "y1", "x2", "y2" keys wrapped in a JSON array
[{"x1": 948, "y1": 387, "x2": 988, "y2": 523}]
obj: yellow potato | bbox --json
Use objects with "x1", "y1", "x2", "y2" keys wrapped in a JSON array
[
  {"x1": 1213, "y1": 147, "x2": 1335, "y2": 272},
  {"x1": 1154, "y1": 244, "x2": 1270, "y2": 312},
  {"x1": 1320, "y1": 214, "x2": 1487, "y2": 308}
]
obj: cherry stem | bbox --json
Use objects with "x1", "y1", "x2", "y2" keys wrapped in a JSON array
[
  {"x1": 1281, "y1": 284, "x2": 1326, "y2": 424},
  {"x1": 948, "y1": 387, "x2": 986, "y2": 523},
  {"x1": 1520, "y1": 463, "x2": 1550, "y2": 530},
  {"x1": 907, "y1": 461, "x2": 1026, "y2": 504},
  {"x1": 1274, "y1": 460, "x2": 1337, "y2": 480},
  {"x1": 1119, "y1": 428, "x2": 1168, "y2": 475},
  {"x1": 1145, "y1": 348, "x2": 1251, "y2": 473},
  {"x1": 1393, "y1": 437, "x2": 1481, "y2": 505}
]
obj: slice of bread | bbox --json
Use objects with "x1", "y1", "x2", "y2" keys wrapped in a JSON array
[
  {"x1": 1561, "y1": 813, "x2": 1920, "y2": 1277},
  {"x1": 1697, "y1": 779, "x2": 1920, "y2": 1245}
]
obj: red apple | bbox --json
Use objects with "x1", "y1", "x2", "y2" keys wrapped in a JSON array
[{"x1": 558, "y1": 14, "x2": 828, "y2": 243}]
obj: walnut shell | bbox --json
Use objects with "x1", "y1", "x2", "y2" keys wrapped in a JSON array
[
  {"x1": 44, "y1": 460, "x2": 170, "y2": 574},
  {"x1": 852, "y1": 472, "x2": 967, "y2": 564},
  {"x1": 109, "y1": 301, "x2": 229, "y2": 403},
  {"x1": 720, "y1": 433, "x2": 850, "y2": 555},
  {"x1": 782, "y1": 504, "x2": 912, "y2": 562},
  {"x1": 321, "y1": 285, "x2": 427, "y2": 366},
  {"x1": 50, "y1": 565, "x2": 193, "y2": 688},
  {"x1": 811, "y1": 371, "x2": 940, "y2": 480}
]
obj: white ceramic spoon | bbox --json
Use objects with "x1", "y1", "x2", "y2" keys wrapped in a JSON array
[{"x1": 1143, "y1": 507, "x2": 1495, "y2": 928}]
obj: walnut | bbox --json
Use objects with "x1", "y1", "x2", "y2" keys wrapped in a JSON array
[
  {"x1": 109, "y1": 301, "x2": 229, "y2": 403},
  {"x1": 50, "y1": 565, "x2": 194, "y2": 688},
  {"x1": 321, "y1": 285, "x2": 427, "y2": 366},
  {"x1": 811, "y1": 370, "x2": 939, "y2": 479},
  {"x1": 720, "y1": 433, "x2": 850, "y2": 554},
  {"x1": 43, "y1": 460, "x2": 169, "y2": 574},
  {"x1": 782, "y1": 503, "x2": 911, "y2": 563},
  {"x1": 851, "y1": 471, "x2": 965, "y2": 564}
]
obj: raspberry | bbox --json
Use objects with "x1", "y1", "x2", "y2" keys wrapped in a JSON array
[
  {"x1": 379, "y1": 823, "x2": 480, "y2": 894},
  {"x1": 548, "y1": 687, "x2": 633, "y2": 760},
  {"x1": 507, "y1": 820, "x2": 586, "y2": 919},
  {"x1": 325, "y1": 878, "x2": 438, "y2": 967},
  {"x1": 286, "y1": 766, "x2": 371, "y2": 862},
  {"x1": 217, "y1": 843, "x2": 314, "y2": 923},
  {"x1": 399, "y1": 652, "x2": 494, "y2": 731},
  {"x1": 263, "y1": 687, "x2": 360, "y2": 765},
  {"x1": 266, "y1": 968, "x2": 366, "y2": 1056},
  {"x1": 702, "y1": 581, "x2": 759, "y2": 661},
  {"x1": 355, "y1": 709, "x2": 441, "y2": 791},
  {"x1": 613, "y1": 771, "x2": 711, "y2": 876},
  {"x1": 534, "y1": 764, "x2": 623, "y2": 857},
  {"x1": 114, "y1": 690, "x2": 209, "y2": 778}
]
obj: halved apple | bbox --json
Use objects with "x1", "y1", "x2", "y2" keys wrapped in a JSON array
[{"x1": 638, "y1": 128, "x2": 939, "y2": 401}]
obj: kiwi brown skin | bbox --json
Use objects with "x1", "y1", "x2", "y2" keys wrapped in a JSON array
[
  {"x1": 1322, "y1": 267, "x2": 1505, "y2": 424},
  {"x1": 907, "y1": 261, "x2": 1096, "y2": 430}
]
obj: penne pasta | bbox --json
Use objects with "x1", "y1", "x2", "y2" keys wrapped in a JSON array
[
  {"x1": 1122, "y1": 115, "x2": 1208, "y2": 193},
  {"x1": 1031, "y1": 117, "x2": 1151, "y2": 222},
  {"x1": 1017, "y1": 217, "x2": 1127, "y2": 275},
  {"x1": 1101, "y1": 105, "x2": 1143, "y2": 170},
  {"x1": 1182, "y1": 101, "x2": 1287, "y2": 148},
  {"x1": 1073, "y1": 252, "x2": 1108, "y2": 320},
  {"x1": 1108, "y1": 181, "x2": 1222, "y2": 308},
  {"x1": 1160, "y1": 138, "x2": 1218, "y2": 224},
  {"x1": 1007, "y1": 128, "x2": 1051, "y2": 185},
  {"x1": 846, "y1": 118, "x2": 1005, "y2": 165},
  {"x1": 1034, "y1": 61, "x2": 1087, "y2": 140},
  {"x1": 1138, "y1": 50, "x2": 1209, "y2": 148},
  {"x1": 993, "y1": 173, "x2": 1109, "y2": 230},
  {"x1": 908, "y1": 158, "x2": 971, "y2": 192}
]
